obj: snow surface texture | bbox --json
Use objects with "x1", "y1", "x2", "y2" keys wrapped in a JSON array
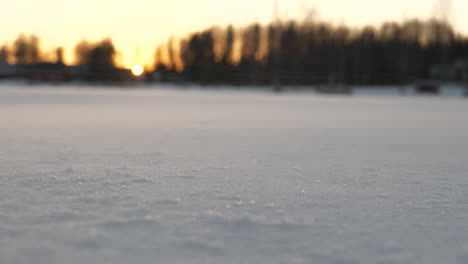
[{"x1": 1, "y1": 84, "x2": 468, "y2": 264}]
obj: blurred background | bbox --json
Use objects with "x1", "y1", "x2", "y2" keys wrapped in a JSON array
[{"x1": 0, "y1": 0, "x2": 467, "y2": 95}]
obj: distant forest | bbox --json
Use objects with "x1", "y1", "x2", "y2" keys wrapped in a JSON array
[
  {"x1": 1, "y1": 17, "x2": 468, "y2": 85},
  {"x1": 155, "y1": 18, "x2": 468, "y2": 85}
]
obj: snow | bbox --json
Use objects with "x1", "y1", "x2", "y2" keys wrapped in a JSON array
[{"x1": 1, "y1": 84, "x2": 468, "y2": 264}]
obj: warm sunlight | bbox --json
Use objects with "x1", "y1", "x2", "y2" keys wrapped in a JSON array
[{"x1": 131, "y1": 64, "x2": 144, "y2": 76}]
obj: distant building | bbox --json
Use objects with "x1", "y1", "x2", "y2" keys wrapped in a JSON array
[
  {"x1": 69, "y1": 65, "x2": 89, "y2": 81},
  {"x1": 0, "y1": 62, "x2": 136, "y2": 83},
  {"x1": 21, "y1": 63, "x2": 71, "y2": 82},
  {"x1": 0, "y1": 63, "x2": 20, "y2": 79}
]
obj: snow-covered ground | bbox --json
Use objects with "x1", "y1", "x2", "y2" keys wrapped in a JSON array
[{"x1": 1, "y1": 84, "x2": 468, "y2": 264}]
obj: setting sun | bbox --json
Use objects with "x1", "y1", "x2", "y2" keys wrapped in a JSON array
[{"x1": 131, "y1": 65, "x2": 144, "y2": 76}]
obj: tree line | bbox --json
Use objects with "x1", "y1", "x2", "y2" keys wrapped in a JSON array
[
  {"x1": 156, "y1": 18, "x2": 468, "y2": 85},
  {"x1": 1, "y1": 17, "x2": 468, "y2": 85},
  {"x1": 0, "y1": 35, "x2": 120, "y2": 81},
  {"x1": 0, "y1": 34, "x2": 64, "y2": 65}
]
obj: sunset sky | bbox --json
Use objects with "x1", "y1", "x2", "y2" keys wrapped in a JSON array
[{"x1": 0, "y1": 0, "x2": 465, "y2": 68}]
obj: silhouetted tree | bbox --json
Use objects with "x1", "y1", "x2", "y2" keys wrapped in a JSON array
[
  {"x1": 74, "y1": 38, "x2": 118, "y2": 81},
  {"x1": 13, "y1": 34, "x2": 41, "y2": 64},
  {"x1": 167, "y1": 37, "x2": 177, "y2": 71},
  {"x1": 74, "y1": 40, "x2": 91, "y2": 65},
  {"x1": 181, "y1": 29, "x2": 216, "y2": 83},
  {"x1": 55, "y1": 47, "x2": 64, "y2": 64},
  {"x1": 0, "y1": 45, "x2": 8, "y2": 63},
  {"x1": 221, "y1": 25, "x2": 235, "y2": 66},
  {"x1": 154, "y1": 45, "x2": 168, "y2": 71},
  {"x1": 87, "y1": 38, "x2": 117, "y2": 81},
  {"x1": 29, "y1": 35, "x2": 40, "y2": 63},
  {"x1": 240, "y1": 24, "x2": 261, "y2": 83}
]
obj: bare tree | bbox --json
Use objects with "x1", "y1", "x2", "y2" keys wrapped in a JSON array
[
  {"x1": 55, "y1": 47, "x2": 64, "y2": 64},
  {"x1": 0, "y1": 45, "x2": 8, "y2": 63}
]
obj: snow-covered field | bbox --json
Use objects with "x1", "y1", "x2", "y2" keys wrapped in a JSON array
[{"x1": 1, "y1": 84, "x2": 468, "y2": 264}]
